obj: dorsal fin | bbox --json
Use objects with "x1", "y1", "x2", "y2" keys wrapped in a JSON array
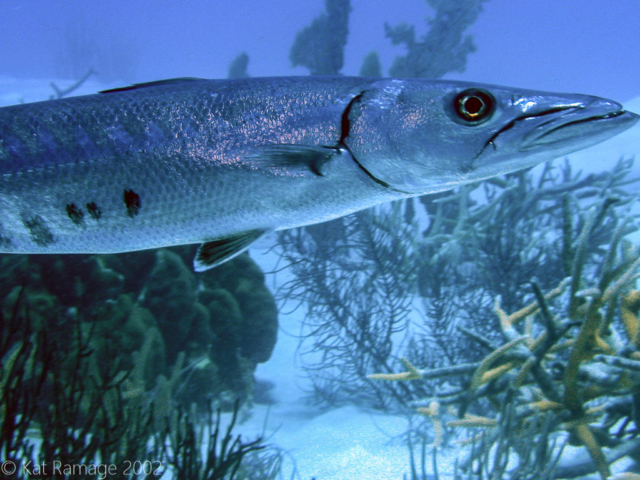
[{"x1": 99, "y1": 77, "x2": 204, "y2": 94}]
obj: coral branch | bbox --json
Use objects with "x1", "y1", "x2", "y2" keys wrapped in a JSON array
[
  {"x1": 621, "y1": 290, "x2": 640, "y2": 345},
  {"x1": 572, "y1": 423, "x2": 611, "y2": 479},
  {"x1": 469, "y1": 336, "x2": 528, "y2": 390},
  {"x1": 368, "y1": 357, "x2": 422, "y2": 381},
  {"x1": 594, "y1": 354, "x2": 640, "y2": 372}
]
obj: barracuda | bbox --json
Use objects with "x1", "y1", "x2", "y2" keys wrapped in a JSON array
[{"x1": 0, "y1": 76, "x2": 637, "y2": 270}]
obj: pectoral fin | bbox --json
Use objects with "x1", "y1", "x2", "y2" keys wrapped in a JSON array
[
  {"x1": 194, "y1": 229, "x2": 268, "y2": 272},
  {"x1": 247, "y1": 145, "x2": 343, "y2": 176}
]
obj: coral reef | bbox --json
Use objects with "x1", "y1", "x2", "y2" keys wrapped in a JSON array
[
  {"x1": 0, "y1": 245, "x2": 278, "y2": 409},
  {"x1": 289, "y1": 0, "x2": 486, "y2": 79},
  {"x1": 278, "y1": 159, "x2": 639, "y2": 420},
  {"x1": 274, "y1": 108, "x2": 638, "y2": 474},
  {"x1": 289, "y1": 0, "x2": 351, "y2": 75},
  {"x1": 0, "y1": 298, "x2": 282, "y2": 479},
  {"x1": 228, "y1": 52, "x2": 251, "y2": 79},
  {"x1": 386, "y1": 0, "x2": 489, "y2": 78},
  {"x1": 359, "y1": 51, "x2": 382, "y2": 77},
  {"x1": 367, "y1": 159, "x2": 640, "y2": 478}
]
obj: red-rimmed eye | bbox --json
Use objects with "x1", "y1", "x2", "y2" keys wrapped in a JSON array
[{"x1": 454, "y1": 89, "x2": 495, "y2": 124}]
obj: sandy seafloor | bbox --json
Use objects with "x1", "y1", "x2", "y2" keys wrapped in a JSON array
[{"x1": 1, "y1": 78, "x2": 640, "y2": 479}]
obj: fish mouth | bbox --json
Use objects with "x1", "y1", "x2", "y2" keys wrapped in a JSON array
[
  {"x1": 472, "y1": 96, "x2": 638, "y2": 179},
  {"x1": 479, "y1": 99, "x2": 638, "y2": 157},
  {"x1": 521, "y1": 101, "x2": 638, "y2": 150}
]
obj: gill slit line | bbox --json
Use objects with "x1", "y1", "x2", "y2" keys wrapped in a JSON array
[{"x1": 337, "y1": 92, "x2": 409, "y2": 194}]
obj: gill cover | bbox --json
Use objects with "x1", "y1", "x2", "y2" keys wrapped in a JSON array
[{"x1": 343, "y1": 79, "x2": 507, "y2": 194}]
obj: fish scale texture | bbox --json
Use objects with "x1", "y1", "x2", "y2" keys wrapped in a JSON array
[{"x1": 0, "y1": 77, "x2": 370, "y2": 254}]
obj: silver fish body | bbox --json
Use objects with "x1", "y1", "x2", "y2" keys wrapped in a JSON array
[{"x1": 0, "y1": 76, "x2": 637, "y2": 270}]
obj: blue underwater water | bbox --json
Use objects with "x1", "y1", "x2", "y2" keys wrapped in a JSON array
[{"x1": 1, "y1": 1, "x2": 640, "y2": 479}]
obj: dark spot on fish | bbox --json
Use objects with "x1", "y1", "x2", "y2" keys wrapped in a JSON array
[
  {"x1": 86, "y1": 202, "x2": 101, "y2": 220},
  {"x1": 24, "y1": 215, "x2": 55, "y2": 246},
  {"x1": 66, "y1": 203, "x2": 84, "y2": 225},
  {"x1": 123, "y1": 189, "x2": 141, "y2": 218}
]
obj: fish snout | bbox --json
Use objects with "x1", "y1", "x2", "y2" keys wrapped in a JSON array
[{"x1": 521, "y1": 96, "x2": 639, "y2": 150}]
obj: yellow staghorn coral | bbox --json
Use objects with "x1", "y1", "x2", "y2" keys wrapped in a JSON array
[
  {"x1": 621, "y1": 290, "x2": 640, "y2": 346},
  {"x1": 493, "y1": 297, "x2": 512, "y2": 331},
  {"x1": 369, "y1": 237, "x2": 640, "y2": 480},
  {"x1": 602, "y1": 258, "x2": 640, "y2": 305},
  {"x1": 612, "y1": 473, "x2": 640, "y2": 480},
  {"x1": 594, "y1": 331, "x2": 616, "y2": 355},
  {"x1": 512, "y1": 356, "x2": 535, "y2": 389},
  {"x1": 416, "y1": 400, "x2": 439, "y2": 418},
  {"x1": 557, "y1": 291, "x2": 616, "y2": 479},
  {"x1": 528, "y1": 400, "x2": 564, "y2": 412},
  {"x1": 550, "y1": 338, "x2": 576, "y2": 353},
  {"x1": 368, "y1": 357, "x2": 422, "y2": 381},
  {"x1": 494, "y1": 277, "x2": 571, "y2": 330},
  {"x1": 417, "y1": 401, "x2": 443, "y2": 447},
  {"x1": 456, "y1": 432, "x2": 485, "y2": 447},
  {"x1": 447, "y1": 414, "x2": 497, "y2": 428},
  {"x1": 478, "y1": 361, "x2": 518, "y2": 386},
  {"x1": 528, "y1": 330, "x2": 548, "y2": 351},
  {"x1": 469, "y1": 336, "x2": 528, "y2": 390},
  {"x1": 573, "y1": 423, "x2": 611, "y2": 479},
  {"x1": 564, "y1": 300, "x2": 604, "y2": 414}
]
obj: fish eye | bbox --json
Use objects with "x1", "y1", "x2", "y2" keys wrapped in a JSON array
[{"x1": 454, "y1": 89, "x2": 495, "y2": 124}]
